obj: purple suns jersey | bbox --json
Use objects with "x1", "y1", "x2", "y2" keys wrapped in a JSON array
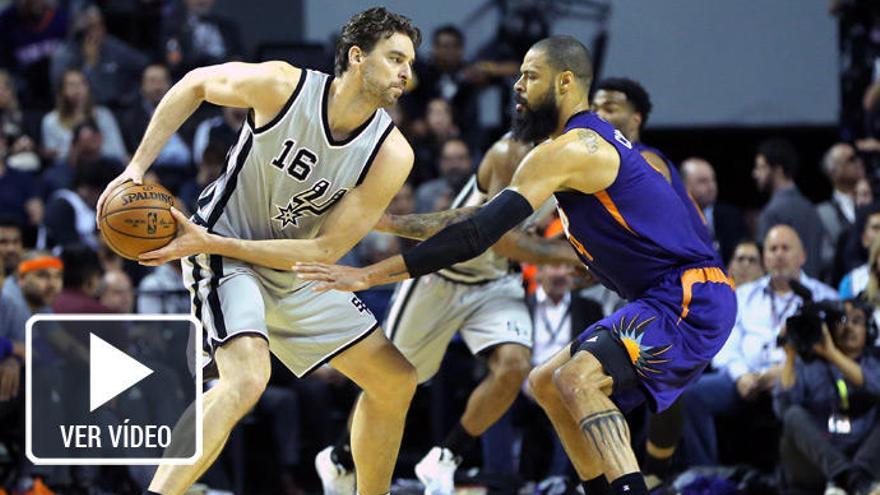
[{"x1": 554, "y1": 112, "x2": 721, "y2": 300}]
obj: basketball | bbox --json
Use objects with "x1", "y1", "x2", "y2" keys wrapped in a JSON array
[{"x1": 99, "y1": 182, "x2": 178, "y2": 260}]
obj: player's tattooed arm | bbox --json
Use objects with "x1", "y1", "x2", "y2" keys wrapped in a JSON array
[
  {"x1": 493, "y1": 231, "x2": 580, "y2": 265},
  {"x1": 377, "y1": 206, "x2": 480, "y2": 240},
  {"x1": 576, "y1": 129, "x2": 601, "y2": 154}
]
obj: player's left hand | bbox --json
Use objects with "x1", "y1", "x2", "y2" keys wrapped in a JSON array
[
  {"x1": 139, "y1": 207, "x2": 211, "y2": 266},
  {"x1": 292, "y1": 262, "x2": 371, "y2": 292}
]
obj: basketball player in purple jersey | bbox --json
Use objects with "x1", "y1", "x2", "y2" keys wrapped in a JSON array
[{"x1": 295, "y1": 36, "x2": 737, "y2": 495}]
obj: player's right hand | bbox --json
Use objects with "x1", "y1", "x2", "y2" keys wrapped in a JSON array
[{"x1": 96, "y1": 166, "x2": 144, "y2": 225}]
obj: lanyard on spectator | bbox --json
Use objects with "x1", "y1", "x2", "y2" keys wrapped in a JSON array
[
  {"x1": 770, "y1": 291, "x2": 798, "y2": 329},
  {"x1": 538, "y1": 303, "x2": 571, "y2": 345}
]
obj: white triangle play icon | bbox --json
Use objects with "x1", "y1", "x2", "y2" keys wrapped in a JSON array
[{"x1": 89, "y1": 333, "x2": 154, "y2": 412}]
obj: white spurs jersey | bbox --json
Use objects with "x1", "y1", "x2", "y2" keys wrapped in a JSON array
[{"x1": 194, "y1": 69, "x2": 395, "y2": 292}]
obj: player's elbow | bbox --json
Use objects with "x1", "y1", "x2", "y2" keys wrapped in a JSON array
[
  {"x1": 311, "y1": 238, "x2": 344, "y2": 265},
  {"x1": 180, "y1": 67, "x2": 209, "y2": 99}
]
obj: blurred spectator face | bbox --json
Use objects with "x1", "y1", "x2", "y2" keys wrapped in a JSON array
[
  {"x1": 426, "y1": 99, "x2": 455, "y2": 137},
  {"x1": 862, "y1": 213, "x2": 880, "y2": 249},
  {"x1": 432, "y1": 30, "x2": 464, "y2": 71},
  {"x1": 0, "y1": 72, "x2": 15, "y2": 111},
  {"x1": 62, "y1": 71, "x2": 89, "y2": 108},
  {"x1": 75, "y1": 6, "x2": 105, "y2": 41},
  {"x1": 825, "y1": 143, "x2": 864, "y2": 191},
  {"x1": 538, "y1": 263, "x2": 574, "y2": 301},
  {"x1": 73, "y1": 125, "x2": 103, "y2": 157},
  {"x1": 752, "y1": 154, "x2": 773, "y2": 193},
  {"x1": 141, "y1": 65, "x2": 171, "y2": 105},
  {"x1": 592, "y1": 89, "x2": 640, "y2": 140},
  {"x1": 19, "y1": 264, "x2": 63, "y2": 309},
  {"x1": 0, "y1": 225, "x2": 23, "y2": 275},
  {"x1": 358, "y1": 33, "x2": 414, "y2": 108},
  {"x1": 185, "y1": 0, "x2": 215, "y2": 16},
  {"x1": 439, "y1": 139, "x2": 472, "y2": 177},
  {"x1": 681, "y1": 158, "x2": 718, "y2": 209},
  {"x1": 388, "y1": 183, "x2": 414, "y2": 215},
  {"x1": 223, "y1": 106, "x2": 248, "y2": 129},
  {"x1": 361, "y1": 233, "x2": 401, "y2": 264},
  {"x1": 834, "y1": 302, "x2": 869, "y2": 356},
  {"x1": 99, "y1": 270, "x2": 134, "y2": 313},
  {"x1": 763, "y1": 225, "x2": 806, "y2": 282},
  {"x1": 856, "y1": 178, "x2": 873, "y2": 207},
  {"x1": 727, "y1": 241, "x2": 764, "y2": 286}
]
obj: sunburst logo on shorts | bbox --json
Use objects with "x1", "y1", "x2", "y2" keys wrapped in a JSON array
[{"x1": 610, "y1": 314, "x2": 672, "y2": 379}]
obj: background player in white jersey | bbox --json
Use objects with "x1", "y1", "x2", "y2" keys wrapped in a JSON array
[
  {"x1": 319, "y1": 134, "x2": 580, "y2": 495},
  {"x1": 95, "y1": 8, "x2": 421, "y2": 495}
]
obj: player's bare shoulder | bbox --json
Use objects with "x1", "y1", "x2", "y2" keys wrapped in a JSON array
[
  {"x1": 359, "y1": 126, "x2": 414, "y2": 187},
  {"x1": 544, "y1": 127, "x2": 620, "y2": 193}
]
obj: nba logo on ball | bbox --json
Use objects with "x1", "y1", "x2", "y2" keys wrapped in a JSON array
[{"x1": 99, "y1": 183, "x2": 178, "y2": 260}]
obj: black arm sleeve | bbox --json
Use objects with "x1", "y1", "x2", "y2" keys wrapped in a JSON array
[{"x1": 402, "y1": 189, "x2": 534, "y2": 278}]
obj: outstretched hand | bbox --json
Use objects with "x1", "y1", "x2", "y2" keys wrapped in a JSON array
[
  {"x1": 138, "y1": 207, "x2": 211, "y2": 266},
  {"x1": 292, "y1": 263, "x2": 372, "y2": 292}
]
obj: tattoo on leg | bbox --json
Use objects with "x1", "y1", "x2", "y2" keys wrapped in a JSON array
[{"x1": 578, "y1": 410, "x2": 632, "y2": 473}]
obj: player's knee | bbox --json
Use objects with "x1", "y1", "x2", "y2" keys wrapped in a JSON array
[
  {"x1": 490, "y1": 345, "x2": 532, "y2": 388},
  {"x1": 367, "y1": 359, "x2": 417, "y2": 403},
  {"x1": 225, "y1": 362, "x2": 270, "y2": 409},
  {"x1": 527, "y1": 363, "x2": 557, "y2": 405},
  {"x1": 552, "y1": 358, "x2": 604, "y2": 403}
]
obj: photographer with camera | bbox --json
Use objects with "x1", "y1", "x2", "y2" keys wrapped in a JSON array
[
  {"x1": 680, "y1": 225, "x2": 838, "y2": 467},
  {"x1": 775, "y1": 299, "x2": 880, "y2": 495}
]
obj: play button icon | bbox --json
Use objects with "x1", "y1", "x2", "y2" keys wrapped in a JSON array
[{"x1": 89, "y1": 333, "x2": 154, "y2": 412}]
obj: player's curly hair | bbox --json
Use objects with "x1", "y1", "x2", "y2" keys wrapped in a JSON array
[
  {"x1": 595, "y1": 78, "x2": 653, "y2": 131},
  {"x1": 334, "y1": 7, "x2": 421, "y2": 77}
]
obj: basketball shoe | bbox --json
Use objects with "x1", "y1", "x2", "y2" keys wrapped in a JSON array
[{"x1": 315, "y1": 446, "x2": 355, "y2": 495}]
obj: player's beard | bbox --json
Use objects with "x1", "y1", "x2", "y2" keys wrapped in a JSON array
[
  {"x1": 511, "y1": 91, "x2": 559, "y2": 143},
  {"x1": 362, "y1": 66, "x2": 400, "y2": 108}
]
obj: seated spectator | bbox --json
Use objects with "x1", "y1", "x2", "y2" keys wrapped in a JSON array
[
  {"x1": 415, "y1": 138, "x2": 473, "y2": 213},
  {"x1": 0, "y1": 134, "x2": 42, "y2": 228},
  {"x1": 192, "y1": 106, "x2": 246, "y2": 164},
  {"x1": 44, "y1": 156, "x2": 121, "y2": 250},
  {"x1": 98, "y1": 270, "x2": 134, "y2": 313},
  {"x1": 0, "y1": 288, "x2": 28, "y2": 451},
  {"x1": 121, "y1": 64, "x2": 191, "y2": 169},
  {"x1": 138, "y1": 262, "x2": 189, "y2": 314},
  {"x1": 160, "y1": 0, "x2": 243, "y2": 78},
  {"x1": 41, "y1": 69, "x2": 127, "y2": 164},
  {"x1": 49, "y1": 5, "x2": 148, "y2": 108},
  {"x1": 681, "y1": 157, "x2": 747, "y2": 262},
  {"x1": 402, "y1": 26, "x2": 479, "y2": 143},
  {"x1": 52, "y1": 244, "x2": 110, "y2": 314},
  {"x1": 840, "y1": 204, "x2": 880, "y2": 298},
  {"x1": 818, "y1": 143, "x2": 865, "y2": 276},
  {"x1": 775, "y1": 299, "x2": 880, "y2": 495},
  {"x1": 0, "y1": 70, "x2": 39, "y2": 173},
  {"x1": 727, "y1": 239, "x2": 765, "y2": 287},
  {"x1": 0, "y1": 0, "x2": 69, "y2": 108},
  {"x1": 410, "y1": 98, "x2": 460, "y2": 185},
  {"x1": 680, "y1": 224, "x2": 838, "y2": 467},
  {"x1": 179, "y1": 139, "x2": 225, "y2": 213},
  {"x1": 0, "y1": 216, "x2": 24, "y2": 303},
  {"x1": 16, "y1": 250, "x2": 63, "y2": 314},
  {"x1": 43, "y1": 119, "x2": 125, "y2": 194},
  {"x1": 753, "y1": 138, "x2": 825, "y2": 278},
  {"x1": 858, "y1": 236, "x2": 880, "y2": 329}
]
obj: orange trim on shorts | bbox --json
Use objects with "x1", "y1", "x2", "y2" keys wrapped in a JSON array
[
  {"x1": 679, "y1": 267, "x2": 734, "y2": 321},
  {"x1": 594, "y1": 190, "x2": 637, "y2": 236}
]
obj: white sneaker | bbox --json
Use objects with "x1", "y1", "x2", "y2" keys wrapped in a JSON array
[
  {"x1": 824, "y1": 483, "x2": 848, "y2": 495},
  {"x1": 315, "y1": 446, "x2": 356, "y2": 495},
  {"x1": 415, "y1": 446, "x2": 460, "y2": 495}
]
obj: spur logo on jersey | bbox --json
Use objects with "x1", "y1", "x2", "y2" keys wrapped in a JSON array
[{"x1": 273, "y1": 179, "x2": 347, "y2": 229}]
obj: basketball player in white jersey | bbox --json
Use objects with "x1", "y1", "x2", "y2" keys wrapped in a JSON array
[
  {"x1": 318, "y1": 134, "x2": 581, "y2": 495},
  {"x1": 96, "y1": 8, "x2": 421, "y2": 495}
]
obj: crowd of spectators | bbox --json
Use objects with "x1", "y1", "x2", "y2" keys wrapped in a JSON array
[{"x1": 0, "y1": 1, "x2": 879, "y2": 494}]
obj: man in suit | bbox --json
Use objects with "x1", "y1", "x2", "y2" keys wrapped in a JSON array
[
  {"x1": 817, "y1": 143, "x2": 865, "y2": 279},
  {"x1": 681, "y1": 157, "x2": 747, "y2": 263}
]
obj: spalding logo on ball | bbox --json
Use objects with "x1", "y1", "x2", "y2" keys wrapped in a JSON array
[{"x1": 100, "y1": 182, "x2": 178, "y2": 260}]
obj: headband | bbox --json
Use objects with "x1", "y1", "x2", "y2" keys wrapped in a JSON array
[{"x1": 18, "y1": 257, "x2": 63, "y2": 275}]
